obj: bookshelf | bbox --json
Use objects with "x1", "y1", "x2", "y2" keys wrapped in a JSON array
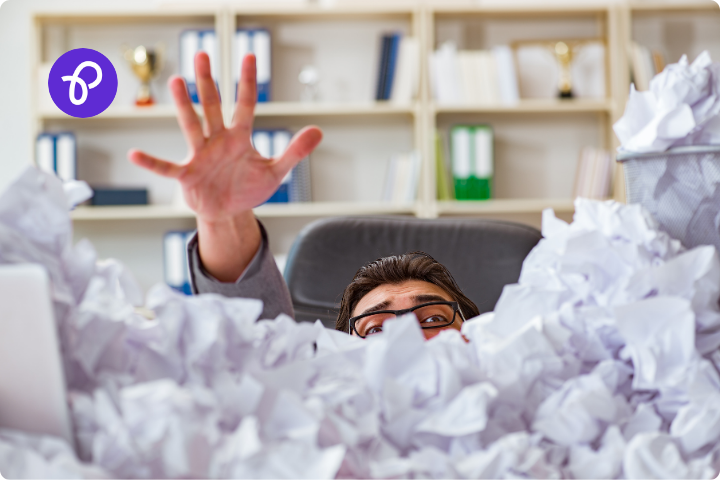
[{"x1": 29, "y1": 1, "x2": 711, "y2": 292}]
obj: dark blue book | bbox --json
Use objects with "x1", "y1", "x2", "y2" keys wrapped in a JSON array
[
  {"x1": 383, "y1": 34, "x2": 402, "y2": 100},
  {"x1": 375, "y1": 35, "x2": 392, "y2": 101}
]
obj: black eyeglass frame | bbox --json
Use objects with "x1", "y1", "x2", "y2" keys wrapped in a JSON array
[{"x1": 348, "y1": 301, "x2": 466, "y2": 338}]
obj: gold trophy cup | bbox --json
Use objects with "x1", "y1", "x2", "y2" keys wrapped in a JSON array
[
  {"x1": 548, "y1": 40, "x2": 593, "y2": 99},
  {"x1": 122, "y1": 44, "x2": 164, "y2": 106}
]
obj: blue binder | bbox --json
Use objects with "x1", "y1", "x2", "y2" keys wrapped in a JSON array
[
  {"x1": 179, "y1": 29, "x2": 219, "y2": 104},
  {"x1": 235, "y1": 29, "x2": 272, "y2": 103},
  {"x1": 251, "y1": 129, "x2": 312, "y2": 204},
  {"x1": 163, "y1": 231, "x2": 195, "y2": 295},
  {"x1": 35, "y1": 132, "x2": 77, "y2": 181}
]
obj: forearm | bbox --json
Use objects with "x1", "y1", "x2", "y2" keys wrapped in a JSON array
[{"x1": 196, "y1": 210, "x2": 261, "y2": 282}]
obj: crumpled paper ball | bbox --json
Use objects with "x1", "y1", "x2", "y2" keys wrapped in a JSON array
[
  {"x1": 614, "y1": 50, "x2": 720, "y2": 153},
  {"x1": 1, "y1": 168, "x2": 720, "y2": 479}
]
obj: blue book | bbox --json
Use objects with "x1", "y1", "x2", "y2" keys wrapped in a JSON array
[
  {"x1": 235, "y1": 29, "x2": 272, "y2": 103},
  {"x1": 35, "y1": 132, "x2": 76, "y2": 181},
  {"x1": 383, "y1": 34, "x2": 402, "y2": 100},
  {"x1": 375, "y1": 35, "x2": 392, "y2": 101},
  {"x1": 163, "y1": 231, "x2": 194, "y2": 295},
  {"x1": 180, "y1": 29, "x2": 219, "y2": 103}
]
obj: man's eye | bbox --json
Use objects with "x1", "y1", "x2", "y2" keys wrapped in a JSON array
[
  {"x1": 366, "y1": 326, "x2": 383, "y2": 335},
  {"x1": 420, "y1": 315, "x2": 449, "y2": 324}
]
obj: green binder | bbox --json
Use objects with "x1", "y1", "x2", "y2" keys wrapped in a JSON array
[{"x1": 450, "y1": 125, "x2": 493, "y2": 200}]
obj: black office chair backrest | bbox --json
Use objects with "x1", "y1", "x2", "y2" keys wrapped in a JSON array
[{"x1": 284, "y1": 216, "x2": 542, "y2": 328}]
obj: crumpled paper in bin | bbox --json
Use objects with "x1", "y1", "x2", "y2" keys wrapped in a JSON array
[
  {"x1": 1, "y1": 168, "x2": 720, "y2": 479},
  {"x1": 614, "y1": 51, "x2": 720, "y2": 153}
]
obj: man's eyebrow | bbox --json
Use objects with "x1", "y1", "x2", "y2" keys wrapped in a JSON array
[
  {"x1": 413, "y1": 294, "x2": 450, "y2": 304},
  {"x1": 359, "y1": 300, "x2": 391, "y2": 316}
]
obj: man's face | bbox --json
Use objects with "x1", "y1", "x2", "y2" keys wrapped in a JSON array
[{"x1": 350, "y1": 280, "x2": 463, "y2": 340}]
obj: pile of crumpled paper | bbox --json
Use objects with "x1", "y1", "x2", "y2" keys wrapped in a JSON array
[
  {"x1": 614, "y1": 50, "x2": 720, "y2": 153},
  {"x1": 1, "y1": 168, "x2": 720, "y2": 479},
  {"x1": 612, "y1": 51, "x2": 720, "y2": 265}
]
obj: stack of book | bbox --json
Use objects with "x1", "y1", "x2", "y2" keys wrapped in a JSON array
[
  {"x1": 382, "y1": 152, "x2": 421, "y2": 204},
  {"x1": 35, "y1": 132, "x2": 76, "y2": 181},
  {"x1": 180, "y1": 29, "x2": 219, "y2": 103},
  {"x1": 573, "y1": 146, "x2": 613, "y2": 200},
  {"x1": 252, "y1": 129, "x2": 312, "y2": 204},
  {"x1": 163, "y1": 231, "x2": 194, "y2": 295},
  {"x1": 375, "y1": 34, "x2": 420, "y2": 103},
  {"x1": 430, "y1": 43, "x2": 519, "y2": 105},
  {"x1": 449, "y1": 125, "x2": 494, "y2": 200},
  {"x1": 235, "y1": 28, "x2": 272, "y2": 102},
  {"x1": 631, "y1": 43, "x2": 665, "y2": 91}
]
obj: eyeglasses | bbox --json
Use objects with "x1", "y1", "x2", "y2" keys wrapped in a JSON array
[{"x1": 348, "y1": 301, "x2": 465, "y2": 338}]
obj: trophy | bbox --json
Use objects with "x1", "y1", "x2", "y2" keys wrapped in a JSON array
[
  {"x1": 122, "y1": 44, "x2": 164, "y2": 106},
  {"x1": 547, "y1": 40, "x2": 594, "y2": 99},
  {"x1": 298, "y1": 65, "x2": 320, "y2": 102}
]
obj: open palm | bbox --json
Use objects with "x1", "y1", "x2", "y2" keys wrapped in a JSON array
[{"x1": 128, "y1": 52, "x2": 322, "y2": 223}]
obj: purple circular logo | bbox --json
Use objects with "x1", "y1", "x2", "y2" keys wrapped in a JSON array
[{"x1": 49, "y1": 48, "x2": 118, "y2": 118}]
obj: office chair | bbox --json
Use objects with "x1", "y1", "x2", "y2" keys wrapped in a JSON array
[{"x1": 283, "y1": 216, "x2": 543, "y2": 328}]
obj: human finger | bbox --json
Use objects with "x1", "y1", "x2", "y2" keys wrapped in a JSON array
[
  {"x1": 230, "y1": 53, "x2": 257, "y2": 136},
  {"x1": 194, "y1": 51, "x2": 224, "y2": 135},
  {"x1": 128, "y1": 149, "x2": 185, "y2": 179},
  {"x1": 168, "y1": 76, "x2": 205, "y2": 151},
  {"x1": 272, "y1": 126, "x2": 323, "y2": 176}
]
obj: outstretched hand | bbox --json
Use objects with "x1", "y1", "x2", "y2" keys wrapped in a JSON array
[
  {"x1": 128, "y1": 52, "x2": 323, "y2": 282},
  {"x1": 129, "y1": 52, "x2": 322, "y2": 223}
]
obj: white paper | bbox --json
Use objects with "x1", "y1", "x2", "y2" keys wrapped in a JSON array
[
  {"x1": 615, "y1": 51, "x2": 720, "y2": 153},
  {"x1": 2, "y1": 169, "x2": 720, "y2": 479}
]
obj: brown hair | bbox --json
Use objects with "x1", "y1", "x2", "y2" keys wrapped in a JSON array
[{"x1": 336, "y1": 251, "x2": 479, "y2": 333}]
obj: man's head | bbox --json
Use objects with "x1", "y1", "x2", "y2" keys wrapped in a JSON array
[{"x1": 336, "y1": 252, "x2": 479, "y2": 340}]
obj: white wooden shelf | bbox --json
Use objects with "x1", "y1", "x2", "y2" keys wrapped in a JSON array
[
  {"x1": 229, "y1": 4, "x2": 417, "y2": 16},
  {"x1": 71, "y1": 205, "x2": 196, "y2": 220},
  {"x1": 255, "y1": 102, "x2": 418, "y2": 117},
  {"x1": 430, "y1": 3, "x2": 611, "y2": 15},
  {"x1": 437, "y1": 198, "x2": 580, "y2": 215},
  {"x1": 433, "y1": 99, "x2": 614, "y2": 115},
  {"x1": 70, "y1": 202, "x2": 418, "y2": 221},
  {"x1": 629, "y1": 2, "x2": 719, "y2": 12},
  {"x1": 38, "y1": 104, "x2": 199, "y2": 120},
  {"x1": 39, "y1": 102, "x2": 416, "y2": 121}
]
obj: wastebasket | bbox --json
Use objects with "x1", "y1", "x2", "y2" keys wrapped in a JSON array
[{"x1": 618, "y1": 146, "x2": 720, "y2": 252}]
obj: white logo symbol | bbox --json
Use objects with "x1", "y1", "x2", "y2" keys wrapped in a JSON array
[{"x1": 62, "y1": 61, "x2": 103, "y2": 106}]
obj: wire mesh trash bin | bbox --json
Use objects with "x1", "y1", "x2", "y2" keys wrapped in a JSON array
[{"x1": 618, "y1": 146, "x2": 720, "y2": 252}]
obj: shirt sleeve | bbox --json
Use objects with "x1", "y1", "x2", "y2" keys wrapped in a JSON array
[{"x1": 186, "y1": 220, "x2": 295, "y2": 321}]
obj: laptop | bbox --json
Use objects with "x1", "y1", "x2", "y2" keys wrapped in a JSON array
[{"x1": 0, "y1": 263, "x2": 73, "y2": 446}]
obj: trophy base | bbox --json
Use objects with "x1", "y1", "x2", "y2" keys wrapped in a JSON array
[
  {"x1": 135, "y1": 97, "x2": 155, "y2": 107},
  {"x1": 558, "y1": 90, "x2": 574, "y2": 99}
]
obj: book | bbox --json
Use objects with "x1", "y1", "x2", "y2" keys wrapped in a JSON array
[
  {"x1": 180, "y1": 29, "x2": 219, "y2": 103},
  {"x1": 435, "y1": 133, "x2": 453, "y2": 201},
  {"x1": 375, "y1": 35, "x2": 393, "y2": 101},
  {"x1": 631, "y1": 43, "x2": 664, "y2": 92},
  {"x1": 252, "y1": 129, "x2": 312, "y2": 204},
  {"x1": 390, "y1": 36, "x2": 420, "y2": 104},
  {"x1": 163, "y1": 231, "x2": 194, "y2": 295},
  {"x1": 382, "y1": 151, "x2": 421, "y2": 204},
  {"x1": 450, "y1": 125, "x2": 493, "y2": 200},
  {"x1": 430, "y1": 41, "x2": 462, "y2": 104},
  {"x1": 383, "y1": 34, "x2": 401, "y2": 100},
  {"x1": 431, "y1": 44, "x2": 518, "y2": 105},
  {"x1": 35, "y1": 132, "x2": 76, "y2": 181},
  {"x1": 90, "y1": 188, "x2": 148, "y2": 206},
  {"x1": 235, "y1": 29, "x2": 272, "y2": 102},
  {"x1": 493, "y1": 45, "x2": 520, "y2": 105},
  {"x1": 573, "y1": 146, "x2": 612, "y2": 199}
]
